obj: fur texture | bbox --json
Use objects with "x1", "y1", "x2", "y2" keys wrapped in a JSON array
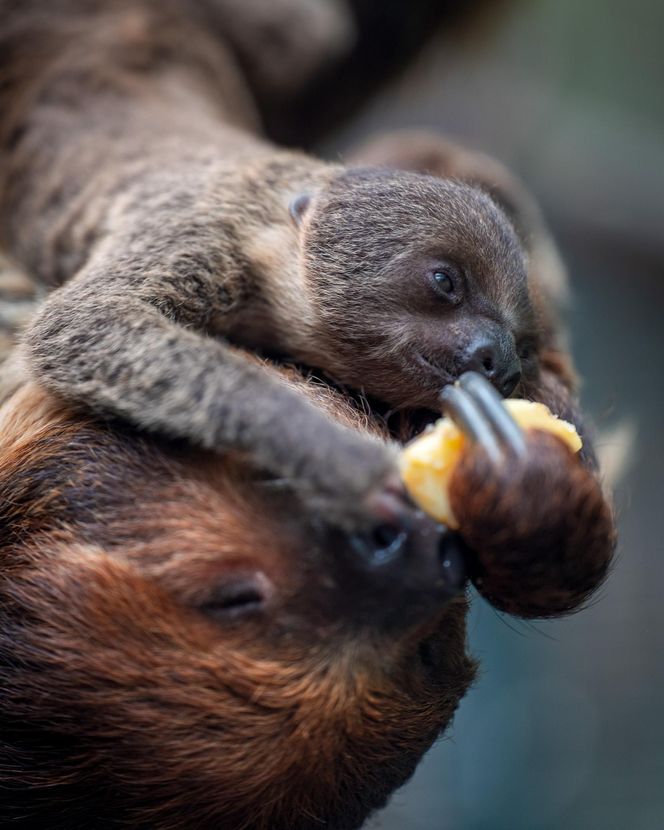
[
  {"x1": 0, "y1": 376, "x2": 475, "y2": 830},
  {"x1": 0, "y1": 1, "x2": 616, "y2": 827},
  {"x1": 1, "y1": 0, "x2": 536, "y2": 530}
]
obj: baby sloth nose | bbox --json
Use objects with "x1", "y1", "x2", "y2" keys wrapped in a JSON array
[{"x1": 461, "y1": 336, "x2": 521, "y2": 398}]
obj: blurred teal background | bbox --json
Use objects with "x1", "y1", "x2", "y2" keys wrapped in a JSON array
[{"x1": 323, "y1": 1, "x2": 664, "y2": 827}]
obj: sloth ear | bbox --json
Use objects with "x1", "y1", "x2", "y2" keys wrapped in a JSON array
[{"x1": 289, "y1": 192, "x2": 312, "y2": 227}]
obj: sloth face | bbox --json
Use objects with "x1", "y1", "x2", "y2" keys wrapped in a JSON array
[
  {"x1": 297, "y1": 168, "x2": 540, "y2": 410},
  {"x1": 0, "y1": 382, "x2": 475, "y2": 830}
]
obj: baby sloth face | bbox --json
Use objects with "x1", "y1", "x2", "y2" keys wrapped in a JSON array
[{"x1": 298, "y1": 168, "x2": 540, "y2": 410}]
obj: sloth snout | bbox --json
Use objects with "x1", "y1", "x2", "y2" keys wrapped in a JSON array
[
  {"x1": 347, "y1": 513, "x2": 468, "y2": 626},
  {"x1": 458, "y1": 334, "x2": 521, "y2": 398}
]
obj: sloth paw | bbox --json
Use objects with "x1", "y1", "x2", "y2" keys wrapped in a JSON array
[{"x1": 441, "y1": 373, "x2": 616, "y2": 618}]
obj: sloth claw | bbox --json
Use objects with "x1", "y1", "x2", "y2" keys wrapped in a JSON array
[{"x1": 439, "y1": 371, "x2": 528, "y2": 462}]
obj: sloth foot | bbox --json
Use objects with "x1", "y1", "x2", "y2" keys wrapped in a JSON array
[{"x1": 439, "y1": 372, "x2": 615, "y2": 618}]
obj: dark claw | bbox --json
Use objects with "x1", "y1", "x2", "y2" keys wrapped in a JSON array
[
  {"x1": 439, "y1": 371, "x2": 527, "y2": 461},
  {"x1": 458, "y1": 372, "x2": 527, "y2": 459},
  {"x1": 439, "y1": 383, "x2": 503, "y2": 464}
]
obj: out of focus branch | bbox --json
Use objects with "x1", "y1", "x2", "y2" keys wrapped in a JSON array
[{"x1": 256, "y1": 0, "x2": 513, "y2": 147}]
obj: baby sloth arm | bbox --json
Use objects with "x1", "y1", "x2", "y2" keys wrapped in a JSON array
[{"x1": 23, "y1": 175, "x2": 399, "y2": 531}]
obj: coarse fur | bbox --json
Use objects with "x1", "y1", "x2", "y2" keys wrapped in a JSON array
[
  {"x1": 0, "y1": 1, "x2": 616, "y2": 827},
  {"x1": 1, "y1": 0, "x2": 540, "y2": 531},
  {"x1": 0, "y1": 372, "x2": 475, "y2": 830}
]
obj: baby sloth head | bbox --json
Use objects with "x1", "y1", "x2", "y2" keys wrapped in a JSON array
[{"x1": 292, "y1": 168, "x2": 539, "y2": 409}]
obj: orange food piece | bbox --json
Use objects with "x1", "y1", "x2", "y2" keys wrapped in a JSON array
[{"x1": 399, "y1": 399, "x2": 582, "y2": 528}]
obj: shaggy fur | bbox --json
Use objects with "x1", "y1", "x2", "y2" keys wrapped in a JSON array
[
  {"x1": 450, "y1": 429, "x2": 615, "y2": 617},
  {"x1": 1, "y1": 0, "x2": 536, "y2": 530},
  {"x1": 0, "y1": 375, "x2": 476, "y2": 830},
  {"x1": 0, "y1": 1, "x2": 616, "y2": 827}
]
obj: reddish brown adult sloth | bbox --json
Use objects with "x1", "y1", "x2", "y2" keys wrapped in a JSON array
[
  {"x1": 0, "y1": 368, "x2": 475, "y2": 830},
  {"x1": 0, "y1": 357, "x2": 612, "y2": 830}
]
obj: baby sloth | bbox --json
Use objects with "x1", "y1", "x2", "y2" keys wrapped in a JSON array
[
  {"x1": 17, "y1": 150, "x2": 611, "y2": 618},
  {"x1": 24, "y1": 162, "x2": 533, "y2": 535},
  {"x1": 0, "y1": 0, "x2": 613, "y2": 613}
]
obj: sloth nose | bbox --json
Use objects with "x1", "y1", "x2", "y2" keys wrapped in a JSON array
[
  {"x1": 461, "y1": 337, "x2": 521, "y2": 398},
  {"x1": 348, "y1": 514, "x2": 468, "y2": 623}
]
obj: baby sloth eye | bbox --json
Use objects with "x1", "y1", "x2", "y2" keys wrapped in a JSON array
[
  {"x1": 430, "y1": 264, "x2": 463, "y2": 303},
  {"x1": 434, "y1": 271, "x2": 454, "y2": 293}
]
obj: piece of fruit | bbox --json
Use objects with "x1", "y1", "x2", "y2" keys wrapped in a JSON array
[{"x1": 399, "y1": 399, "x2": 582, "y2": 528}]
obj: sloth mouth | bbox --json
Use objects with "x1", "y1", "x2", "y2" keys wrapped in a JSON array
[{"x1": 414, "y1": 352, "x2": 455, "y2": 386}]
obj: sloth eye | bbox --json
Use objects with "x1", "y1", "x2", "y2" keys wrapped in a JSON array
[
  {"x1": 200, "y1": 574, "x2": 269, "y2": 621},
  {"x1": 434, "y1": 271, "x2": 454, "y2": 293},
  {"x1": 430, "y1": 265, "x2": 463, "y2": 303}
]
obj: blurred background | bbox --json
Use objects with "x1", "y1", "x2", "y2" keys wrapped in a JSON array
[{"x1": 315, "y1": 1, "x2": 663, "y2": 828}]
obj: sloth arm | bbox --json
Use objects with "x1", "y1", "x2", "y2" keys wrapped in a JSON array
[
  {"x1": 0, "y1": 3, "x2": 400, "y2": 529},
  {"x1": 21, "y1": 192, "x2": 398, "y2": 529}
]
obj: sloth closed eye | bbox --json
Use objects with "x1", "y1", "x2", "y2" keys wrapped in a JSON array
[{"x1": 199, "y1": 575, "x2": 270, "y2": 620}]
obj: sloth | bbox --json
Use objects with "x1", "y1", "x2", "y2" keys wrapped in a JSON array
[
  {"x1": 23, "y1": 159, "x2": 537, "y2": 531},
  {"x1": 0, "y1": 0, "x2": 614, "y2": 612},
  {"x1": 2, "y1": 1, "x2": 574, "y2": 539},
  {"x1": 0, "y1": 360, "x2": 471, "y2": 830},
  {"x1": 0, "y1": 1, "x2": 615, "y2": 827},
  {"x1": 0, "y1": 358, "x2": 613, "y2": 830},
  {"x1": 0, "y1": 0, "x2": 615, "y2": 660}
]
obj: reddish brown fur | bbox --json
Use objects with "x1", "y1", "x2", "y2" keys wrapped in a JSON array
[
  {"x1": 0, "y1": 375, "x2": 475, "y2": 830},
  {"x1": 450, "y1": 430, "x2": 615, "y2": 617}
]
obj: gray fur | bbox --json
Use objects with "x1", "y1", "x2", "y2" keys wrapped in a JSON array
[{"x1": 0, "y1": 1, "x2": 531, "y2": 529}]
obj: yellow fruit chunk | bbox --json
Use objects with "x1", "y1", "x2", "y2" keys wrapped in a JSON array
[{"x1": 399, "y1": 399, "x2": 582, "y2": 528}]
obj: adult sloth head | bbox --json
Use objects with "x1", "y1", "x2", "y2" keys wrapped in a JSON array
[{"x1": 0, "y1": 375, "x2": 474, "y2": 830}]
